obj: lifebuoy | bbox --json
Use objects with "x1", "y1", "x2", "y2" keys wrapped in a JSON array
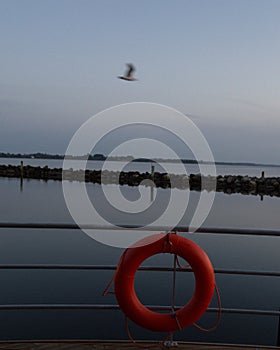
[{"x1": 114, "y1": 233, "x2": 215, "y2": 332}]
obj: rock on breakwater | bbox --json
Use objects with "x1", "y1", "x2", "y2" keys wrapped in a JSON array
[{"x1": 1, "y1": 164, "x2": 280, "y2": 198}]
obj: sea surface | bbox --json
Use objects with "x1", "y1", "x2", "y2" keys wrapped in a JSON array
[{"x1": 0, "y1": 158, "x2": 279, "y2": 346}]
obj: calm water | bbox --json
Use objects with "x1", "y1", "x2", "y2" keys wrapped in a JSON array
[{"x1": 0, "y1": 158, "x2": 279, "y2": 345}]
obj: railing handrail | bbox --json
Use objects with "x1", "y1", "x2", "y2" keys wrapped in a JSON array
[
  {"x1": 0, "y1": 263, "x2": 279, "y2": 277},
  {"x1": 0, "y1": 303, "x2": 278, "y2": 317},
  {"x1": 1, "y1": 222, "x2": 280, "y2": 237},
  {"x1": 0, "y1": 221, "x2": 279, "y2": 339}
]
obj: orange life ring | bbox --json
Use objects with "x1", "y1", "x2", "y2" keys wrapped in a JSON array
[{"x1": 114, "y1": 233, "x2": 215, "y2": 332}]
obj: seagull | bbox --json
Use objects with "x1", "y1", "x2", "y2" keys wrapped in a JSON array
[{"x1": 118, "y1": 63, "x2": 137, "y2": 81}]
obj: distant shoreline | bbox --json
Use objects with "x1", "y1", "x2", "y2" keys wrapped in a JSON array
[{"x1": 0, "y1": 152, "x2": 280, "y2": 168}]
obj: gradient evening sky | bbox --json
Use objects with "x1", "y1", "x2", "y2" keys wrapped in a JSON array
[{"x1": 1, "y1": 0, "x2": 280, "y2": 163}]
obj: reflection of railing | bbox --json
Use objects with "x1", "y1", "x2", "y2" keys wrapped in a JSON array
[{"x1": 0, "y1": 223, "x2": 279, "y2": 345}]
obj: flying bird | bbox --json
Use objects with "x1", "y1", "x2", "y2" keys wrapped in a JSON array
[{"x1": 118, "y1": 63, "x2": 137, "y2": 81}]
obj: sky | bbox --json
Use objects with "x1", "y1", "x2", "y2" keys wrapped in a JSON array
[{"x1": 1, "y1": 0, "x2": 280, "y2": 163}]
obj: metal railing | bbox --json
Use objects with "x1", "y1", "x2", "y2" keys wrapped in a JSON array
[
  {"x1": 1, "y1": 222, "x2": 280, "y2": 237},
  {"x1": 0, "y1": 222, "x2": 279, "y2": 343}
]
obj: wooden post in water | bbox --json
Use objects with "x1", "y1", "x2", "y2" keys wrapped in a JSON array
[
  {"x1": 20, "y1": 160, "x2": 24, "y2": 192},
  {"x1": 150, "y1": 164, "x2": 155, "y2": 202},
  {"x1": 260, "y1": 171, "x2": 264, "y2": 201},
  {"x1": 20, "y1": 161, "x2": 24, "y2": 179}
]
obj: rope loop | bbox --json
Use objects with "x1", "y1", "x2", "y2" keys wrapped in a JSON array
[{"x1": 193, "y1": 283, "x2": 222, "y2": 332}]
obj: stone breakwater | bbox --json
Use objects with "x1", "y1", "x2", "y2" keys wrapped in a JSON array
[{"x1": 1, "y1": 164, "x2": 280, "y2": 197}]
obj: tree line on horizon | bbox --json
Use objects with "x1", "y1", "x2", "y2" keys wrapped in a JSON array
[
  {"x1": 0, "y1": 151, "x2": 277, "y2": 167},
  {"x1": 0, "y1": 151, "x2": 198, "y2": 163}
]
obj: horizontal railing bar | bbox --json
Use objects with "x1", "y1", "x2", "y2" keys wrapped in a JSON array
[
  {"x1": 213, "y1": 268, "x2": 280, "y2": 277},
  {"x1": 0, "y1": 304, "x2": 117, "y2": 310},
  {"x1": 0, "y1": 222, "x2": 280, "y2": 237},
  {"x1": 0, "y1": 264, "x2": 279, "y2": 277},
  {"x1": 207, "y1": 308, "x2": 280, "y2": 316},
  {"x1": 0, "y1": 304, "x2": 278, "y2": 316}
]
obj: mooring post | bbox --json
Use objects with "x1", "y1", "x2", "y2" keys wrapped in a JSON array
[
  {"x1": 151, "y1": 164, "x2": 155, "y2": 180},
  {"x1": 261, "y1": 171, "x2": 265, "y2": 180},
  {"x1": 150, "y1": 164, "x2": 155, "y2": 202},
  {"x1": 20, "y1": 160, "x2": 24, "y2": 192},
  {"x1": 20, "y1": 161, "x2": 24, "y2": 179}
]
